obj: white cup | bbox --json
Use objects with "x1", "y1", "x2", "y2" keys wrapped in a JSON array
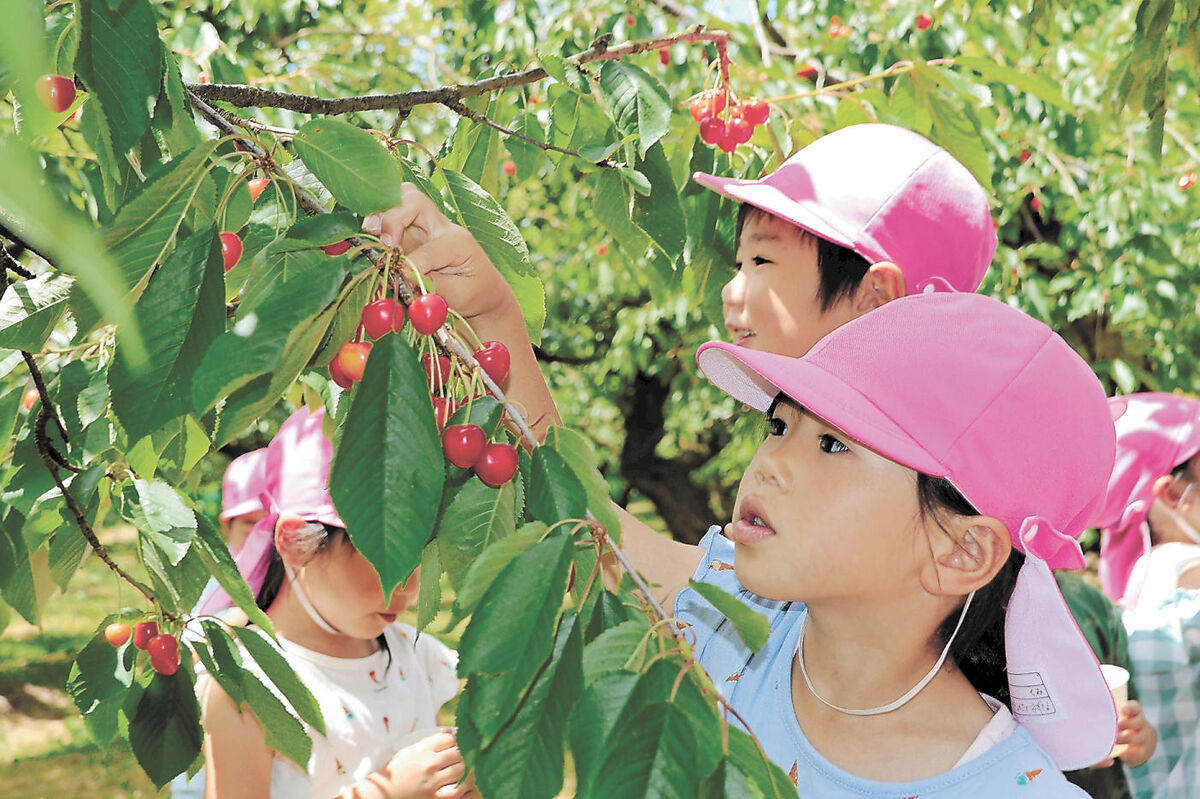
[{"x1": 1100, "y1": 664, "x2": 1130, "y2": 758}]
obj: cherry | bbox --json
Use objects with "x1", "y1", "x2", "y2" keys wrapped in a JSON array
[
  {"x1": 422, "y1": 353, "x2": 452, "y2": 388},
  {"x1": 409, "y1": 293, "x2": 449, "y2": 335},
  {"x1": 503, "y1": 160, "x2": 516, "y2": 177},
  {"x1": 1179, "y1": 172, "x2": 1198, "y2": 191},
  {"x1": 741, "y1": 99, "x2": 770, "y2": 126},
  {"x1": 328, "y1": 356, "x2": 353, "y2": 390},
  {"x1": 336, "y1": 341, "x2": 372, "y2": 384},
  {"x1": 795, "y1": 64, "x2": 819, "y2": 81},
  {"x1": 699, "y1": 117, "x2": 726, "y2": 146},
  {"x1": 197, "y1": 70, "x2": 210, "y2": 84},
  {"x1": 474, "y1": 341, "x2": 511, "y2": 385},
  {"x1": 219, "y1": 232, "x2": 243, "y2": 272},
  {"x1": 133, "y1": 621, "x2": 158, "y2": 650},
  {"x1": 21, "y1": 387, "x2": 38, "y2": 412},
  {"x1": 104, "y1": 622, "x2": 132, "y2": 647},
  {"x1": 475, "y1": 442, "x2": 519, "y2": 487},
  {"x1": 361, "y1": 299, "x2": 404, "y2": 340},
  {"x1": 596, "y1": 244, "x2": 609, "y2": 257},
  {"x1": 322, "y1": 240, "x2": 352, "y2": 256},
  {"x1": 625, "y1": 14, "x2": 636, "y2": 25},
  {"x1": 148, "y1": 634, "x2": 180, "y2": 675},
  {"x1": 1018, "y1": 149, "x2": 1032, "y2": 164},
  {"x1": 36, "y1": 75, "x2": 76, "y2": 114},
  {"x1": 726, "y1": 115, "x2": 753, "y2": 146},
  {"x1": 659, "y1": 49, "x2": 671, "y2": 67},
  {"x1": 431, "y1": 396, "x2": 455, "y2": 430},
  {"x1": 915, "y1": 12, "x2": 933, "y2": 31},
  {"x1": 1031, "y1": 197, "x2": 1042, "y2": 213},
  {"x1": 829, "y1": 16, "x2": 851, "y2": 38},
  {"x1": 442, "y1": 424, "x2": 486, "y2": 468},
  {"x1": 247, "y1": 178, "x2": 269, "y2": 202},
  {"x1": 689, "y1": 97, "x2": 711, "y2": 123}
]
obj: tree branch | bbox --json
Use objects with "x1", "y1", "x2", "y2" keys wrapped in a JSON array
[
  {"x1": 1, "y1": 244, "x2": 36, "y2": 279},
  {"x1": 441, "y1": 98, "x2": 602, "y2": 163}
]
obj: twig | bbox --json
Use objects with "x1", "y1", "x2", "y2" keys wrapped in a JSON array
[
  {"x1": 1, "y1": 244, "x2": 36, "y2": 279},
  {"x1": 441, "y1": 98, "x2": 600, "y2": 163}
]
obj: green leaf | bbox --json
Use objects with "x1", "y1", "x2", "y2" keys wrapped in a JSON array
[
  {"x1": 231, "y1": 626, "x2": 326, "y2": 736},
  {"x1": 128, "y1": 670, "x2": 204, "y2": 789},
  {"x1": 588, "y1": 701, "x2": 705, "y2": 799},
  {"x1": 239, "y1": 669, "x2": 313, "y2": 769},
  {"x1": 598, "y1": 62, "x2": 672, "y2": 158},
  {"x1": 121, "y1": 479, "x2": 197, "y2": 566},
  {"x1": 528, "y1": 446, "x2": 588, "y2": 523},
  {"x1": 330, "y1": 334, "x2": 445, "y2": 595},
  {"x1": 505, "y1": 109, "x2": 546, "y2": 178},
  {"x1": 631, "y1": 143, "x2": 686, "y2": 263},
  {"x1": 416, "y1": 538, "x2": 441, "y2": 632},
  {"x1": 0, "y1": 273, "x2": 75, "y2": 351},
  {"x1": 592, "y1": 170, "x2": 655, "y2": 261},
  {"x1": 543, "y1": 426, "x2": 621, "y2": 539},
  {"x1": 687, "y1": 580, "x2": 770, "y2": 653},
  {"x1": 725, "y1": 726, "x2": 798, "y2": 799},
  {"x1": 110, "y1": 227, "x2": 224, "y2": 442},
  {"x1": 955, "y1": 57, "x2": 1075, "y2": 113},
  {"x1": 193, "y1": 514, "x2": 274, "y2": 634},
  {"x1": 442, "y1": 170, "x2": 546, "y2": 345},
  {"x1": 438, "y1": 477, "x2": 517, "y2": 590},
  {"x1": 67, "y1": 626, "x2": 136, "y2": 747},
  {"x1": 75, "y1": 0, "x2": 161, "y2": 156},
  {"x1": 451, "y1": 521, "x2": 546, "y2": 622},
  {"x1": 292, "y1": 118, "x2": 405, "y2": 215},
  {"x1": 582, "y1": 619, "x2": 653, "y2": 680}
]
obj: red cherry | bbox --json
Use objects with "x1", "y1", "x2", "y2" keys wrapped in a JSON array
[
  {"x1": 442, "y1": 424, "x2": 486, "y2": 468},
  {"x1": 658, "y1": 49, "x2": 671, "y2": 67},
  {"x1": 716, "y1": 125, "x2": 740, "y2": 153},
  {"x1": 699, "y1": 117, "x2": 726, "y2": 145},
  {"x1": 915, "y1": 12, "x2": 933, "y2": 31},
  {"x1": 474, "y1": 341, "x2": 511, "y2": 385},
  {"x1": 431, "y1": 396, "x2": 456, "y2": 430},
  {"x1": 705, "y1": 89, "x2": 727, "y2": 115},
  {"x1": 625, "y1": 14, "x2": 636, "y2": 25},
  {"x1": 197, "y1": 70, "x2": 210, "y2": 84},
  {"x1": 689, "y1": 97, "x2": 711, "y2": 123},
  {"x1": 741, "y1": 98, "x2": 770, "y2": 126},
  {"x1": 829, "y1": 16, "x2": 851, "y2": 38},
  {"x1": 247, "y1": 177, "x2": 269, "y2": 202},
  {"x1": 796, "y1": 64, "x2": 819, "y2": 81},
  {"x1": 361, "y1": 299, "x2": 401, "y2": 340},
  {"x1": 21, "y1": 387, "x2": 38, "y2": 412},
  {"x1": 133, "y1": 621, "x2": 158, "y2": 650},
  {"x1": 503, "y1": 160, "x2": 516, "y2": 177},
  {"x1": 727, "y1": 116, "x2": 753, "y2": 145},
  {"x1": 1178, "y1": 172, "x2": 1198, "y2": 191},
  {"x1": 409, "y1": 293, "x2": 449, "y2": 335},
  {"x1": 528, "y1": 95, "x2": 540, "y2": 105},
  {"x1": 105, "y1": 623, "x2": 132, "y2": 647},
  {"x1": 328, "y1": 356, "x2": 353, "y2": 390},
  {"x1": 1031, "y1": 197, "x2": 1042, "y2": 213},
  {"x1": 148, "y1": 635, "x2": 180, "y2": 675},
  {"x1": 475, "y1": 442, "x2": 519, "y2": 487},
  {"x1": 36, "y1": 75, "x2": 76, "y2": 114},
  {"x1": 219, "y1": 232, "x2": 243, "y2": 272},
  {"x1": 1018, "y1": 149, "x2": 1031, "y2": 164},
  {"x1": 336, "y1": 341, "x2": 372, "y2": 383},
  {"x1": 322, "y1": 240, "x2": 351, "y2": 256},
  {"x1": 422, "y1": 353, "x2": 452, "y2": 388},
  {"x1": 596, "y1": 244, "x2": 609, "y2": 257}
]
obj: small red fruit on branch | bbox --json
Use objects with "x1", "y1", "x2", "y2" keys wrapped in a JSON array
[
  {"x1": 442, "y1": 424, "x2": 486, "y2": 468},
  {"x1": 36, "y1": 75, "x2": 76, "y2": 113},
  {"x1": 431, "y1": 396, "x2": 454, "y2": 430},
  {"x1": 503, "y1": 160, "x2": 517, "y2": 177},
  {"x1": 21, "y1": 387, "x2": 38, "y2": 412},
  {"x1": 328, "y1": 356, "x2": 353, "y2": 390},
  {"x1": 740, "y1": 98, "x2": 770, "y2": 126},
  {"x1": 361, "y1": 299, "x2": 404, "y2": 339},
  {"x1": 336, "y1": 341, "x2": 372, "y2": 384},
  {"x1": 219, "y1": 232, "x2": 243, "y2": 272},
  {"x1": 148, "y1": 634, "x2": 181, "y2": 675},
  {"x1": 409, "y1": 293, "x2": 449, "y2": 335},
  {"x1": 659, "y1": 49, "x2": 671, "y2": 67},
  {"x1": 1179, "y1": 172, "x2": 1198, "y2": 191},
  {"x1": 475, "y1": 442, "x2": 519, "y2": 487},
  {"x1": 1030, "y1": 197, "x2": 1042, "y2": 213},
  {"x1": 1018, "y1": 149, "x2": 1032, "y2": 164},
  {"x1": 828, "y1": 16, "x2": 851, "y2": 38},
  {"x1": 133, "y1": 621, "x2": 159, "y2": 650},
  {"x1": 247, "y1": 178, "x2": 269, "y2": 202},
  {"x1": 596, "y1": 244, "x2": 609, "y2": 257},
  {"x1": 322, "y1": 240, "x2": 352, "y2": 256},
  {"x1": 105, "y1": 622, "x2": 132, "y2": 647},
  {"x1": 915, "y1": 12, "x2": 933, "y2": 31},
  {"x1": 422, "y1": 353, "x2": 452, "y2": 388},
  {"x1": 474, "y1": 341, "x2": 511, "y2": 385},
  {"x1": 795, "y1": 64, "x2": 819, "y2": 81}
]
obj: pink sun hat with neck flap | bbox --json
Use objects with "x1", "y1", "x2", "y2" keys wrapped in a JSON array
[
  {"x1": 1095, "y1": 393, "x2": 1200, "y2": 603},
  {"x1": 696, "y1": 291, "x2": 1118, "y2": 771},
  {"x1": 692, "y1": 123, "x2": 997, "y2": 294},
  {"x1": 199, "y1": 407, "x2": 345, "y2": 616},
  {"x1": 219, "y1": 448, "x2": 269, "y2": 521}
]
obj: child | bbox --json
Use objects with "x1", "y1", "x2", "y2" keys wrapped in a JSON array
[
  {"x1": 198, "y1": 408, "x2": 474, "y2": 799},
  {"x1": 676, "y1": 291, "x2": 1117, "y2": 794},
  {"x1": 1095, "y1": 393, "x2": 1200, "y2": 797},
  {"x1": 218, "y1": 448, "x2": 268, "y2": 554}
]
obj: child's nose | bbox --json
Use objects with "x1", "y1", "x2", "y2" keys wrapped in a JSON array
[{"x1": 721, "y1": 270, "x2": 745, "y2": 307}]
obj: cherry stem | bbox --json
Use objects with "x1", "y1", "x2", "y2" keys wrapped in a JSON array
[{"x1": 766, "y1": 57, "x2": 956, "y2": 104}]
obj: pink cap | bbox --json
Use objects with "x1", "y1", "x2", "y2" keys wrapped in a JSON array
[
  {"x1": 199, "y1": 407, "x2": 344, "y2": 615},
  {"x1": 692, "y1": 123, "x2": 996, "y2": 293},
  {"x1": 219, "y1": 449, "x2": 269, "y2": 521},
  {"x1": 697, "y1": 291, "x2": 1118, "y2": 770},
  {"x1": 1095, "y1": 393, "x2": 1200, "y2": 602}
]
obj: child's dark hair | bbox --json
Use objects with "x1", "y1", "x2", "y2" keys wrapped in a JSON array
[
  {"x1": 736, "y1": 204, "x2": 872, "y2": 311},
  {"x1": 256, "y1": 523, "x2": 391, "y2": 662},
  {"x1": 917, "y1": 473, "x2": 1024, "y2": 709}
]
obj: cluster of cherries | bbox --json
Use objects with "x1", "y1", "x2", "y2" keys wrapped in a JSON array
[
  {"x1": 689, "y1": 89, "x2": 771, "y2": 153},
  {"x1": 329, "y1": 291, "x2": 520, "y2": 488},
  {"x1": 105, "y1": 620, "x2": 180, "y2": 676},
  {"x1": 217, "y1": 176, "x2": 352, "y2": 272}
]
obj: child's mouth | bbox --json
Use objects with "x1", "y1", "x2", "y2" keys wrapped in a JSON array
[
  {"x1": 728, "y1": 505, "x2": 775, "y2": 544},
  {"x1": 377, "y1": 613, "x2": 397, "y2": 623}
]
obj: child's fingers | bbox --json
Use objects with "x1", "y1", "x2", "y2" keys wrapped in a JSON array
[{"x1": 373, "y1": 183, "x2": 453, "y2": 249}]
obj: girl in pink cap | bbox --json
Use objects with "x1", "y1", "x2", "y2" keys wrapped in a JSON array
[
  {"x1": 218, "y1": 448, "x2": 269, "y2": 554},
  {"x1": 199, "y1": 408, "x2": 475, "y2": 799},
  {"x1": 1096, "y1": 393, "x2": 1200, "y2": 797}
]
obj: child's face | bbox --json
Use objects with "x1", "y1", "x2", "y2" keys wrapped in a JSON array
[
  {"x1": 727, "y1": 400, "x2": 928, "y2": 603},
  {"x1": 722, "y1": 213, "x2": 862, "y2": 357},
  {"x1": 221, "y1": 510, "x2": 265, "y2": 555},
  {"x1": 301, "y1": 535, "x2": 421, "y2": 639}
]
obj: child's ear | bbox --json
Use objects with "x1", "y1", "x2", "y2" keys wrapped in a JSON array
[
  {"x1": 275, "y1": 514, "x2": 317, "y2": 567},
  {"x1": 1151, "y1": 474, "x2": 1182, "y2": 506},
  {"x1": 856, "y1": 262, "x2": 906, "y2": 311},
  {"x1": 922, "y1": 516, "x2": 1012, "y2": 597}
]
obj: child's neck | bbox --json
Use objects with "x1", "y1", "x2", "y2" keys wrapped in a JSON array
[
  {"x1": 267, "y1": 581, "x2": 378, "y2": 659},
  {"x1": 791, "y1": 601, "x2": 994, "y2": 782}
]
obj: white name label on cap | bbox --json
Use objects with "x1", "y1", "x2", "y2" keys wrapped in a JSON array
[{"x1": 1009, "y1": 670, "x2": 1059, "y2": 719}]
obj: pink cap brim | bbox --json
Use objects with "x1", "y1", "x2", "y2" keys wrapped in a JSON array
[
  {"x1": 219, "y1": 498, "x2": 266, "y2": 521},
  {"x1": 697, "y1": 340, "x2": 944, "y2": 477}
]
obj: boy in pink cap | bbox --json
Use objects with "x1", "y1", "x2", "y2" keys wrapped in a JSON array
[
  {"x1": 199, "y1": 408, "x2": 475, "y2": 799},
  {"x1": 1095, "y1": 393, "x2": 1200, "y2": 797}
]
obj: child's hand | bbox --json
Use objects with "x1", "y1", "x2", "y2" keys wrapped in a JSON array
[
  {"x1": 364, "y1": 185, "x2": 521, "y2": 332},
  {"x1": 1114, "y1": 699, "x2": 1156, "y2": 768},
  {"x1": 379, "y1": 729, "x2": 479, "y2": 799}
]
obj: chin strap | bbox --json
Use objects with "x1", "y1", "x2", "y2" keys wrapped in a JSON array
[
  {"x1": 796, "y1": 590, "x2": 975, "y2": 716},
  {"x1": 283, "y1": 561, "x2": 344, "y2": 636}
]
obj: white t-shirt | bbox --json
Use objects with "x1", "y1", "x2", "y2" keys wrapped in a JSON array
[
  {"x1": 1123, "y1": 542, "x2": 1200, "y2": 614},
  {"x1": 200, "y1": 623, "x2": 459, "y2": 798}
]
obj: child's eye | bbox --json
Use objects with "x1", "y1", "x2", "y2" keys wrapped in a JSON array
[
  {"x1": 767, "y1": 416, "x2": 787, "y2": 437},
  {"x1": 818, "y1": 433, "x2": 849, "y2": 453},
  {"x1": 752, "y1": 256, "x2": 771, "y2": 267}
]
